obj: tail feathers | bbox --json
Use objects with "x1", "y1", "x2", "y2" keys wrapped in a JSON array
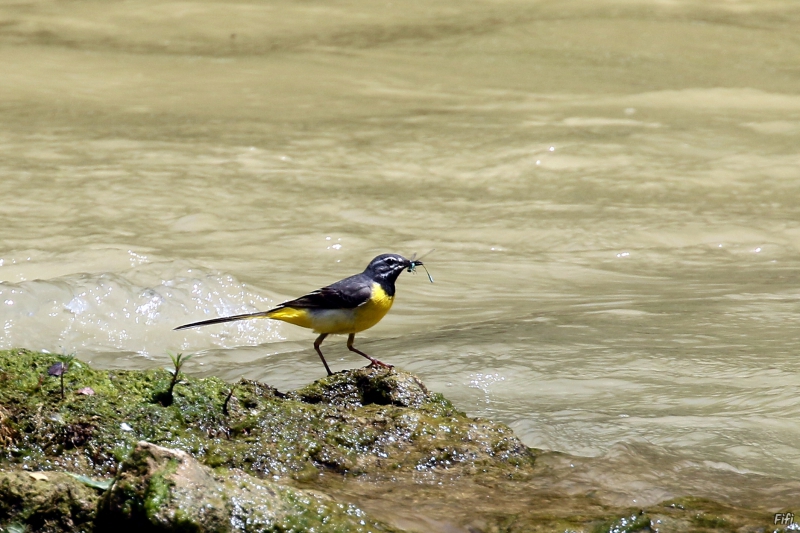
[{"x1": 174, "y1": 310, "x2": 272, "y2": 331}]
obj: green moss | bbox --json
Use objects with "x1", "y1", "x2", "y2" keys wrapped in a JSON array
[
  {"x1": 593, "y1": 512, "x2": 651, "y2": 533},
  {"x1": 94, "y1": 442, "x2": 399, "y2": 533},
  {"x1": 0, "y1": 349, "x2": 533, "y2": 481},
  {"x1": 143, "y1": 458, "x2": 177, "y2": 520},
  {"x1": 0, "y1": 471, "x2": 99, "y2": 531},
  {"x1": 0, "y1": 350, "x2": 788, "y2": 533},
  {"x1": 651, "y1": 497, "x2": 772, "y2": 533},
  {"x1": 239, "y1": 481, "x2": 398, "y2": 533}
]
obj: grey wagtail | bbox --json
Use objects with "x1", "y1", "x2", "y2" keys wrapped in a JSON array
[{"x1": 175, "y1": 254, "x2": 429, "y2": 375}]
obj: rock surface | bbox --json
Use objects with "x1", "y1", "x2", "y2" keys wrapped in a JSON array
[
  {"x1": 0, "y1": 349, "x2": 794, "y2": 533},
  {"x1": 95, "y1": 441, "x2": 398, "y2": 533},
  {"x1": 0, "y1": 349, "x2": 532, "y2": 481},
  {"x1": 0, "y1": 471, "x2": 98, "y2": 532},
  {"x1": 0, "y1": 348, "x2": 531, "y2": 532}
]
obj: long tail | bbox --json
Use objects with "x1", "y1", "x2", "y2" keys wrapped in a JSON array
[{"x1": 174, "y1": 311, "x2": 272, "y2": 331}]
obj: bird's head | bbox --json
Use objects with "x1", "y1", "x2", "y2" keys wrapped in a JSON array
[{"x1": 364, "y1": 253, "x2": 414, "y2": 283}]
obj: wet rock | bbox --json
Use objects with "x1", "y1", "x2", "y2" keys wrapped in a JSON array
[
  {"x1": 0, "y1": 349, "x2": 533, "y2": 479},
  {"x1": 0, "y1": 471, "x2": 99, "y2": 532},
  {"x1": 96, "y1": 441, "x2": 228, "y2": 532},
  {"x1": 96, "y1": 441, "x2": 398, "y2": 533},
  {"x1": 290, "y1": 367, "x2": 431, "y2": 408},
  {"x1": 597, "y1": 511, "x2": 653, "y2": 533},
  {"x1": 0, "y1": 350, "x2": 789, "y2": 533}
]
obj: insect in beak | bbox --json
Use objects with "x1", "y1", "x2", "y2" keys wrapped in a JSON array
[{"x1": 408, "y1": 260, "x2": 434, "y2": 283}]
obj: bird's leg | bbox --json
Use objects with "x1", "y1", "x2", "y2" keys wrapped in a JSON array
[
  {"x1": 314, "y1": 333, "x2": 333, "y2": 376},
  {"x1": 347, "y1": 333, "x2": 393, "y2": 369}
]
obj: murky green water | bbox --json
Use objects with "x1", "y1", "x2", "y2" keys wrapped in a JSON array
[{"x1": 1, "y1": 0, "x2": 800, "y2": 509}]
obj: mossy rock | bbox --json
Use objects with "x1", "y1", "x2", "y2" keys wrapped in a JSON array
[
  {"x1": 0, "y1": 349, "x2": 534, "y2": 480},
  {"x1": 289, "y1": 367, "x2": 432, "y2": 408},
  {"x1": 95, "y1": 441, "x2": 399, "y2": 533},
  {"x1": 0, "y1": 471, "x2": 99, "y2": 532},
  {"x1": 0, "y1": 350, "x2": 788, "y2": 533}
]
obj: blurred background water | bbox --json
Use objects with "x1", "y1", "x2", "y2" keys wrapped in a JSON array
[{"x1": 1, "y1": 0, "x2": 799, "y2": 507}]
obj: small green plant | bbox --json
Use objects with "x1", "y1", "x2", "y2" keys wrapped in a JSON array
[
  {"x1": 168, "y1": 352, "x2": 193, "y2": 395},
  {"x1": 155, "y1": 352, "x2": 193, "y2": 406},
  {"x1": 48, "y1": 353, "x2": 80, "y2": 400}
]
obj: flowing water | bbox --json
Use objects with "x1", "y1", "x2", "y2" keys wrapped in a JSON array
[{"x1": 2, "y1": 0, "x2": 800, "y2": 510}]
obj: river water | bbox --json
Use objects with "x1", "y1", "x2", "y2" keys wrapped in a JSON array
[{"x1": 1, "y1": 0, "x2": 799, "y2": 509}]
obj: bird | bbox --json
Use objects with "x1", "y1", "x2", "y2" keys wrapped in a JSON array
[{"x1": 175, "y1": 253, "x2": 428, "y2": 376}]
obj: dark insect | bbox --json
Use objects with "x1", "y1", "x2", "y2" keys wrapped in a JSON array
[{"x1": 408, "y1": 249, "x2": 435, "y2": 283}]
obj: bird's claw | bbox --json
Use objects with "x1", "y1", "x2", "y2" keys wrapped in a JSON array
[{"x1": 366, "y1": 360, "x2": 393, "y2": 371}]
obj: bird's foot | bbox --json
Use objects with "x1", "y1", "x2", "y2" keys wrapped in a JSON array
[{"x1": 365, "y1": 358, "x2": 393, "y2": 371}]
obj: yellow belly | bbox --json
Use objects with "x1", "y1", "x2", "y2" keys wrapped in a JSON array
[
  {"x1": 266, "y1": 282, "x2": 394, "y2": 334},
  {"x1": 352, "y1": 283, "x2": 394, "y2": 333}
]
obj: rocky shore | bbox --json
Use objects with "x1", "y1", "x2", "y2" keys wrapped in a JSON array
[{"x1": 0, "y1": 349, "x2": 790, "y2": 532}]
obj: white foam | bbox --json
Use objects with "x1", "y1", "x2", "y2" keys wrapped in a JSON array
[{"x1": 0, "y1": 263, "x2": 287, "y2": 358}]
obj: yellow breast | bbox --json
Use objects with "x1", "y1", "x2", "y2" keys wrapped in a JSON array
[{"x1": 352, "y1": 282, "x2": 394, "y2": 333}]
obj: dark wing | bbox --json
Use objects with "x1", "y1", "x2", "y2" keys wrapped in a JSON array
[{"x1": 273, "y1": 273, "x2": 372, "y2": 311}]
